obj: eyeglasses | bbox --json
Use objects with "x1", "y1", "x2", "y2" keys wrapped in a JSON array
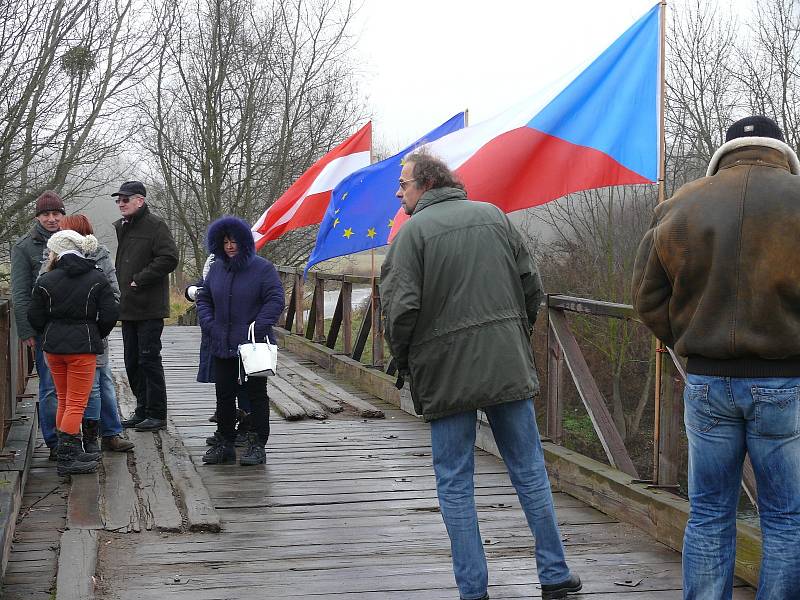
[
  {"x1": 398, "y1": 178, "x2": 416, "y2": 190},
  {"x1": 114, "y1": 196, "x2": 131, "y2": 204}
]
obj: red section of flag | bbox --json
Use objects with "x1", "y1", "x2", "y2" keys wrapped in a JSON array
[
  {"x1": 388, "y1": 127, "x2": 649, "y2": 241},
  {"x1": 253, "y1": 122, "x2": 372, "y2": 249}
]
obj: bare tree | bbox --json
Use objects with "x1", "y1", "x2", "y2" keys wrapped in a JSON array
[
  {"x1": 0, "y1": 0, "x2": 167, "y2": 248},
  {"x1": 140, "y1": 0, "x2": 365, "y2": 278}
]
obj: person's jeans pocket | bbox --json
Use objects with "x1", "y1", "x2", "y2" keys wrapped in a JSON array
[
  {"x1": 684, "y1": 381, "x2": 718, "y2": 433},
  {"x1": 751, "y1": 385, "x2": 800, "y2": 437}
]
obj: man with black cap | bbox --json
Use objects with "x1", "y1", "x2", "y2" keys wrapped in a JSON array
[
  {"x1": 11, "y1": 191, "x2": 66, "y2": 459},
  {"x1": 112, "y1": 181, "x2": 178, "y2": 432},
  {"x1": 632, "y1": 116, "x2": 800, "y2": 599}
]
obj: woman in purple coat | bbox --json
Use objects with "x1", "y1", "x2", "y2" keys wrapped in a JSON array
[{"x1": 196, "y1": 216, "x2": 284, "y2": 465}]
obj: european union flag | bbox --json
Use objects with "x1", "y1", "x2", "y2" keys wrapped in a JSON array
[{"x1": 304, "y1": 112, "x2": 466, "y2": 275}]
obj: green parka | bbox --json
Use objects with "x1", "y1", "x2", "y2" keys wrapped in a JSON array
[
  {"x1": 11, "y1": 222, "x2": 53, "y2": 340},
  {"x1": 380, "y1": 187, "x2": 543, "y2": 422}
]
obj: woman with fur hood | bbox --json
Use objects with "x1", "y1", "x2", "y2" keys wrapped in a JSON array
[{"x1": 196, "y1": 216, "x2": 284, "y2": 466}]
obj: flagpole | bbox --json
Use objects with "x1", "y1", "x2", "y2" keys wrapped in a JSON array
[{"x1": 653, "y1": 0, "x2": 668, "y2": 485}]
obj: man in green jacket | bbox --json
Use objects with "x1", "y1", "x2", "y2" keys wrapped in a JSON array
[
  {"x1": 10, "y1": 191, "x2": 65, "y2": 459},
  {"x1": 112, "y1": 181, "x2": 178, "y2": 432},
  {"x1": 380, "y1": 151, "x2": 580, "y2": 600}
]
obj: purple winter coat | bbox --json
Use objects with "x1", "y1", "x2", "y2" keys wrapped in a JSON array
[{"x1": 196, "y1": 216, "x2": 284, "y2": 359}]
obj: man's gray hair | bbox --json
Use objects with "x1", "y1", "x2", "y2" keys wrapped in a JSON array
[{"x1": 404, "y1": 149, "x2": 465, "y2": 192}]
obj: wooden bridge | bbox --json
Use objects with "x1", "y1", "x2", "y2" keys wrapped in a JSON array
[{"x1": 0, "y1": 276, "x2": 760, "y2": 598}]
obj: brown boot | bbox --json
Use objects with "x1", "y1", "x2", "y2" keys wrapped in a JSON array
[{"x1": 101, "y1": 435, "x2": 135, "y2": 452}]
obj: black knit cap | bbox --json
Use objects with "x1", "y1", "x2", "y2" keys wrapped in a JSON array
[
  {"x1": 725, "y1": 115, "x2": 784, "y2": 142},
  {"x1": 35, "y1": 190, "x2": 65, "y2": 216}
]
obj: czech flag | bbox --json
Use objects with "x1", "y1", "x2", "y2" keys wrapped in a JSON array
[
  {"x1": 252, "y1": 122, "x2": 372, "y2": 249},
  {"x1": 390, "y1": 3, "x2": 661, "y2": 240}
]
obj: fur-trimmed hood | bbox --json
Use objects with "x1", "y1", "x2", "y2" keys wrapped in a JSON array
[
  {"x1": 707, "y1": 136, "x2": 800, "y2": 176},
  {"x1": 206, "y1": 216, "x2": 256, "y2": 272}
]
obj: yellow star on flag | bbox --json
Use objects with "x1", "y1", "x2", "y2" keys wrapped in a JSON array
[
  {"x1": 366, "y1": 228, "x2": 376, "y2": 238},
  {"x1": 341, "y1": 192, "x2": 348, "y2": 201},
  {"x1": 333, "y1": 218, "x2": 340, "y2": 228},
  {"x1": 335, "y1": 208, "x2": 341, "y2": 214},
  {"x1": 388, "y1": 219, "x2": 394, "y2": 228},
  {"x1": 343, "y1": 227, "x2": 354, "y2": 239}
]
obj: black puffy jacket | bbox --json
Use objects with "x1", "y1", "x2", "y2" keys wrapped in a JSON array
[{"x1": 28, "y1": 255, "x2": 119, "y2": 355}]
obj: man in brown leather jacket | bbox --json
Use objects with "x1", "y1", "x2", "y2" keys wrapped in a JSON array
[{"x1": 632, "y1": 116, "x2": 800, "y2": 600}]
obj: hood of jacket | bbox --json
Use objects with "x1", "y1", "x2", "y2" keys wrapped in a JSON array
[
  {"x1": 55, "y1": 253, "x2": 96, "y2": 277},
  {"x1": 206, "y1": 216, "x2": 255, "y2": 272},
  {"x1": 413, "y1": 186, "x2": 466, "y2": 215}
]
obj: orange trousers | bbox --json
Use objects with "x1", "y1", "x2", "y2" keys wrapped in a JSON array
[{"x1": 45, "y1": 353, "x2": 97, "y2": 435}]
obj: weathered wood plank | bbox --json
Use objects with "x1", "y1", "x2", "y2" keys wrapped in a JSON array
[
  {"x1": 67, "y1": 472, "x2": 103, "y2": 530},
  {"x1": 280, "y1": 354, "x2": 384, "y2": 418},
  {"x1": 102, "y1": 450, "x2": 140, "y2": 533},
  {"x1": 55, "y1": 529, "x2": 96, "y2": 600},
  {"x1": 130, "y1": 431, "x2": 182, "y2": 532},
  {"x1": 268, "y1": 388, "x2": 306, "y2": 421},
  {"x1": 270, "y1": 376, "x2": 328, "y2": 419},
  {"x1": 158, "y1": 430, "x2": 220, "y2": 533}
]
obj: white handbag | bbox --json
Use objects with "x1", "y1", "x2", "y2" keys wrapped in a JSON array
[{"x1": 238, "y1": 322, "x2": 277, "y2": 377}]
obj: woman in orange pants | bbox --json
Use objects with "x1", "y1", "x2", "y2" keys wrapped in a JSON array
[{"x1": 28, "y1": 230, "x2": 119, "y2": 476}]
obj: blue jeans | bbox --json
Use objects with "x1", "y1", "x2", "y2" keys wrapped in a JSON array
[
  {"x1": 430, "y1": 398, "x2": 571, "y2": 600},
  {"x1": 34, "y1": 340, "x2": 58, "y2": 448},
  {"x1": 84, "y1": 361, "x2": 123, "y2": 437},
  {"x1": 683, "y1": 375, "x2": 800, "y2": 600}
]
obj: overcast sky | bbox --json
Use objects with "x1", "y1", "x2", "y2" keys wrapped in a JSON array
[{"x1": 352, "y1": 0, "x2": 663, "y2": 153}]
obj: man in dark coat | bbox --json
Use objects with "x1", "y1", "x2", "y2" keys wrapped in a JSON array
[
  {"x1": 632, "y1": 116, "x2": 800, "y2": 599},
  {"x1": 10, "y1": 191, "x2": 65, "y2": 459},
  {"x1": 112, "y1": 181, "x2": 179, "y2": 432},
  {"x1": 380, "y1": 151, "x2": 580, "y2": 600}
]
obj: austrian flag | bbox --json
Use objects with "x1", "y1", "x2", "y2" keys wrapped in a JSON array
[{"x1": 251, "y1": 123, "x2": 372, "y2": 249}]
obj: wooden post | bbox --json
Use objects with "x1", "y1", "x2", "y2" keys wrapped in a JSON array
[
  {"x1": 655, "y1": 352, "x2": 682, "y2": 487},
  {"x1": 371, "y1": 280, "x2": 383, "y2": 368},
  {"x1": 326, "y1": 285, "x2": 345, "y2": 349},
  {"x1": 0, "y1": 302, "x2": 9, "y2": 447},
  {"x1": 352, "y1": 301, "x2": 372, "y2": 362},
  {"x1": 293, "y1": 273, "x2": 304, "y2": 335},
  {"x1": 341, "y1": 282, "x2": 353, "y2": 355},
  {"x1": 546, "y1": 313, "x2": 565, "y2": 445},
  {"x1": 314, "y1": 278, "x2": 325, "y2": 343}
]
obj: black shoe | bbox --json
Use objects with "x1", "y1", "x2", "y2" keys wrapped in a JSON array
[
  {"x1": 205, "y1": 431, "x2": 224, "y2": 446},
  {"x1": 82, "y1": 419, "x2": 100, "y2": 454},
  {"x1": 239, "y1": 432, "x2": 266, "y2": 466},
  {"x1": 461, "y1": 594, "x2": 488, "y2": 600},
  {"x1": 202, "y1": 441, "x2": 235, "y2": 464},
  {"x1": 134, "y1": 418, "x2": 166, "y2": 432},
  {"x1": 208, "y1": 411, "x2": 217, "y2": 423},
  {"x1": 48, "y1": 446, "x2": 58, "y2": 461},
  {"x1": 541, "y1": 574, "x2": 582, "y2": 600},
  {"x1": 121, "y1": 414, "x2": 145, "y2": 428}
]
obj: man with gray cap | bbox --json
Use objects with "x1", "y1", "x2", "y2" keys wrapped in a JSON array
[
  {"x1": 632, "y1": 116, "x2": 800, "y2": 599},
  {"x1": 112, "y1": 181, "x2": 178, "y2": 432},
  {"x1": 11, "y1": 191, "x2": 65, "y2": 460}
]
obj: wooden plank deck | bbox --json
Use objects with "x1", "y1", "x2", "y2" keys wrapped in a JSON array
[{"x1": 4, "y1": 325, "x2": 756, "y2": 599}]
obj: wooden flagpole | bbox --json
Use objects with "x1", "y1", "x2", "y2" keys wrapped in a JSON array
[{"x1": 652, "y1": 0, "x2": 668, "y2": 484}]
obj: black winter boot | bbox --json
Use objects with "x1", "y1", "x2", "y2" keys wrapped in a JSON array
[
  {"x1": 82, "y1": 419, "x2": 100, "y2": 454},
  {"x1": 239, "y1": 432, "x2": 266, "y2": 466},
  {"x1": 57, "y1": 431, "x2": 99, "y2": 477},
  {"x1": 202, "y1": 440, "x2": 236, "y2": 464}
]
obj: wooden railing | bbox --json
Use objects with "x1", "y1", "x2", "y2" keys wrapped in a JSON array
[
  {"x1": 276, "y1": 267, "x2": 392, "y2": 373},
  {"x1": 0, "y1": 299, "x2": 30, "y2": 448},
  {"x1": 546, "y1": 294, "x2": 757, "y2": 500}
]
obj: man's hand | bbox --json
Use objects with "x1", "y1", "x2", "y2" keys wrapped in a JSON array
[{"x1": 22, "y1": 338, "x2": 36, "y2": 349}]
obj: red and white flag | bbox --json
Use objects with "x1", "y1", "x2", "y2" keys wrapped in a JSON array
[{"x1": 252, "y1": 123, "x2": 372, "y2": 249}]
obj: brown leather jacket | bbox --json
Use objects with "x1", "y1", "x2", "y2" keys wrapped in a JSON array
[{"x1": 632, "y1": 140, "x2": 800, "y2": 376}]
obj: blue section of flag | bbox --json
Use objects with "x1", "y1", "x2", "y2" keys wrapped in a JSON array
[
  {"x1": 527, "y1": 3, "x2": 660, "y2": 181},
  {"x1": 304, "y1": 112, "x2": 467, "y2": 275}
]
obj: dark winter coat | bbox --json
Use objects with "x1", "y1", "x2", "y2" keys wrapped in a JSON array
[
  {"x1": 114, "y1": 204, "x2": 179, "y2": 320},
  {"x1": 380, "y1": 187, "x2": 543, "y2": 422},
  {"x1": 11, "y1": 222, "x2": 53, "y2": 340},
  {"x1": 28, "y1": 254, "x2": 119, "y2": 355},
  {"x1": 196, "y1": 216, "x2": 285, "y2": 359},
  {"x1": 632, "y1": 139, "x2": 800, "y2": 377}
]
